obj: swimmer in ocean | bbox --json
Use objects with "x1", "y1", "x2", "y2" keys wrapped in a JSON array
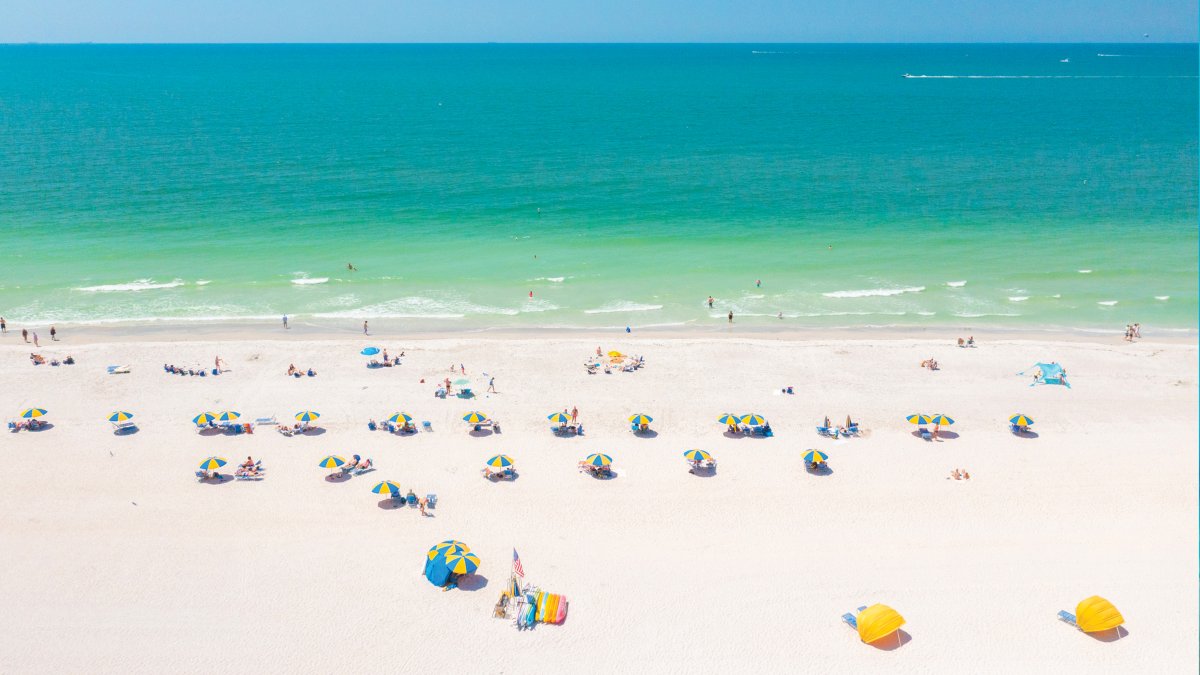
[{"x1": 348, "y1": 263, "x2": 357, "y2": 271}]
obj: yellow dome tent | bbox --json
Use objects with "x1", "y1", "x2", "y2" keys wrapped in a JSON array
[
  {"x1": 857, "y1": 604, "x2": 906, "y2": 644},
  {"x1": 1076, "y1": 596, "x2": 1124, "y2": 633}
]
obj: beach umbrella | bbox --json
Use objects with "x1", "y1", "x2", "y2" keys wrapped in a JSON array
[
  {"x1": 428, "y1": 540, "x2": 471, "y2": 559},
  {"x1": 317, "y1": 455, "x2": 346, "y2": 471},
  {"x1": 929, "y1": 414, "x2": 955, "y2": 426},
  {"x1": 585, "y1": 453, "x2": 613, "y2": 467},
  {"x1": 107, "y1": 411, "x2": 134, "y2": 423},
  {"x1": 371, "y1": 480, "x2": 402, "y2": 495},
  {"x1": 20, "y1": 408, "x2": 47, "y2": 419},
  {"x1": 444, "y1": 551, "x2": 481, "y2": 575},
  {"x1": 905, "y1": 414, "x2": 932, "y2": 425},
  {"x1": 628, "y1": 414, "x2": 653, "y2": 425},
  {"x1": 740, "y1": 413, "x2": 766, "y2": 426},
  {"x1": 1009, "y1": 414, "x2": 1035, "y2": 426},
  {"x1": 193, "y1": 412, "x2": 217, "y2": 426},
  {"x1": 295, "y1": 410, "x2": 320, "y2": 423},
  {"x1": 463, "y1": 411, "x2": 489, "y2": 424},
  {"x1": 199, "y1": 456, "x2": 227, "y2": 470},
  {"x1": 387, "y1": 412, "x2": 414, "y2": 424},
  {"x1": 607, "y1": 351, "x2": 623, "y2": 357},
  {"x1": 360, "y1": 347, "x2": 380, "y2": 356},
  {"x1": 548, "y1": 412, "x2": 570, "y2": 424},
  {"x1": 453, "y1": 378, "x2": 471, "y2": 387},
  {"x1": 486, "y1": 454, "x2": 514, "y2": 468},
  {"x1": 803, "y1": 449, "x2": 829, "y2": 464},
  {"x1": 216, "y1": 411, "x2": 241, "y2": 422},
  {"x1": 856, "y1": 604, "x2": 906, "y2": 644},
  {"x1": 1075, "y1": 596, "x2": 1124, "y2": 633},
  {"x1": 717, "y1": 413, "x2": 741, "y2": 426},
  {"x1": 682, "y1": 449, "x2": 712, "y2": 462}
]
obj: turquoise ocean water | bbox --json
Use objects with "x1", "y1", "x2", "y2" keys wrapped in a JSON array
[{"x1": 0, "y1": 44, "x2": 1196, "y2": 333}]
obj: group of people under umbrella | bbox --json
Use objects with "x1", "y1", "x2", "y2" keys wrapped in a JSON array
[{"x1": 8, "y1": 407, "x2": 48, "y2": 431}]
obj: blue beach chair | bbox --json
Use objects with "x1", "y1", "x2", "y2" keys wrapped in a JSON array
[{"x1": 1057, "y1": 611, "x2": 1078, "y2": 628}]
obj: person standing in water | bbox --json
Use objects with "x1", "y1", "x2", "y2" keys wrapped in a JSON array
[
  {"x1": 282, "y1": 315, "x2": 289, "y2": 330},
  {"x1": 728, "y1": 311, "x2": 734, "y2": 323},
  {"x1": 707, "y1": 296, "x2": 714, "y2": 308},
  {"x1": 756, "y1": 279, "x2": 761, "y2": 288},
  {"x1": 0, "y1": 317, "x2": 6, "y2": 334},
  {"x1": 22, "y1": 328, "x2": 28, "y2": 342},
  {"x1": 50, "y1": 325, "x2": 57, "y2": 341}
]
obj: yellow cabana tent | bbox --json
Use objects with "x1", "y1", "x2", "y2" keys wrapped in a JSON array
[
  {"x1": 1076, "y1": 596, "x2": 1124, "y2": 633},
  {"x1": 857, "y1": 604, "x2": 906, "y2": 644}
]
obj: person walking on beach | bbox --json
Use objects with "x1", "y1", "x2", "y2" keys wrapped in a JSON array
[
  {"x1": 1133, "y1": 323, "x2": 1141, "y2": 338},
  {"x1": 487, "y1": 376, "x2": 496, "y2": 393},
  {"x1": 570, "y1": 406, "x2": 578, "y2": 424},
  {"x1": 50, "y1": 325, "x2": 57, "y2": 341},
  {"x1": 32, "y1": 331, "x2": 39, "y2": 347},
  {"x1": 1, "y1": 317, "x2": 6, "y2": 334},
  {"x1": 22, "y1": 328, "x2": 28, "y2": 343},
  {"x1": 282, "y1": 315, "x2": 288, "y2": 330},
  {"x1": 363, "y1": 321, "x2": 369, "y2": 335},
  {"x1": 728, "y1": 310, "x2": 734, "y2": 323},
  {"x1": 460, "y1": 363, "x2": 465, "y2": 374}
]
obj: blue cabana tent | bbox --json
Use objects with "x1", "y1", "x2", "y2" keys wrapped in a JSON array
[
  {"x1": 1018, "y1": 362, "x2": 1070, "y2": 388},
  {"x1": 424, "y1": 552, "x2": 453, "y2": 587}
]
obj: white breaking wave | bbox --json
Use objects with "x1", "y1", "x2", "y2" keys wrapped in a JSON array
[
  {"x1": 1008, "y1": 296, "x2": 1030, "y2": 302},
  {"x1": 1155, "y1": 295, "x2": 1170, "y2": 301},
  {"x1": 946, "y1": 281, "x2": 967, "y2": 287},
  {"x1": 74, "y1": 278, "x2": 185, "y2": 293},
  {"x1": 823, "y1": 286, "x2": 925, "y2": 298},
  {"x1": 1097, "y1": 300, "x2": 1118, "y2": 306},
  {"x1": 291, "y1": 277, "x2": 329, "y2": 285},
  {"x1": 954, "y1": 312, "x2": 1021, "y2": 318},
  {"x1": 195, "y1": 280, "x2": 212, "y2": 286},
  {"x1": 1078, "y1": 269, "x2": 1093, "y2": 274},
  {"x1": 531, "y1": 276, "x2": 565, "y2": 283},
  {"x1": 583, "y1": 302, "x2": 664, "y2": 314},
  {"x1": 519, "y1": 299, "x2": 560, "y2": 313}
]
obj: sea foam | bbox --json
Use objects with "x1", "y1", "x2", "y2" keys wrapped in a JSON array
[
  {"x1": 291, "y1": 277, "x2": 330, "y2": 285},
  {"x1": 583, "y1": 302, "x2": 664, "y2": 314},
  {"x1": 74, "y1": 278, "x2": 185, "y2": 292},
  {"x1": 823, "y1": 286, "x2": 924, "y2": 298}
]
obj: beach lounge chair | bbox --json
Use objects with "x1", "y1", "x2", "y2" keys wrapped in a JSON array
[
  {"x1": 1057, "y1": 611, "x2": 1078, "y2": 628},
  {"x1": 406, "y1": 493, "x2": 419, "y2": 507},
  {"x1": 352, "y1": 459, "x2": 374, "y2": 475},
  {"x1": 847, "y1": 423, "x2": 859, "y2": 435},
  {"x1": 458, "y1": 388, "x2": 474, "y2": 398},
  {"x1": 841, "y1": 606, "x2": 870, "y2": 630},
  {"x1": 816, "y1": 426, "x2": 831, "y2": 436},
  {"x1": 253, "y1": 415, "x2": 277, "y2": 427},
  {"x1": 919, "y1": 427, "x2": 932, "y2": 440},
  {"x1": 422, "y1": 421, "x2": 433, "y2": 432},
  {"x1": 425, "y1": 493, "x2": 437, "y2": 509},
  {"x1": 107, "y1": 365, "x2": 131, "y2": 374},
  {"x1": 113, "y1": 421, "x2": 138, "y2": 434}
]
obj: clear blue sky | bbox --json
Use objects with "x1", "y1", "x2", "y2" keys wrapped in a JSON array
[{"x1": 2, "y1": 0, "x2": 1197, "y2": 43}]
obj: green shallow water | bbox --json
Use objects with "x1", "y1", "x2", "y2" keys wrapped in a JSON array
[{"x1": 0, "y1": 44, "x2": 1195, "y2": 333}]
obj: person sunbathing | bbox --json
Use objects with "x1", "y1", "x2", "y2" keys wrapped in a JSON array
[
  {"x1": 950, "y1": 469, "x2": 962, "y2": 480},
  {"x1": 241, "y1": 456, "x2": 255, "y2": 469},
  {"x1": 287, "y1": 364, "x2": 297, "y2": 376},
  {"x1": 307, "y1": 368, "x2": 316, "y2": 376},
  {"x1": 962, "y1": 470, "x2": 971, "y2": 480},
  {"x1": 356, "y1": 458, "x2": 372, "y2": 472}
]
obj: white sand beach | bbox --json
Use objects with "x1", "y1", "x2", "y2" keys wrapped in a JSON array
[{"x1": 0, "y1": 330, "x2": 1195, "y2": 673}]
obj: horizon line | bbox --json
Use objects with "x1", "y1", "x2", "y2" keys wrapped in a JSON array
[{"x1": 2, "y1": 40, "x2": 1197, "y2": 46}]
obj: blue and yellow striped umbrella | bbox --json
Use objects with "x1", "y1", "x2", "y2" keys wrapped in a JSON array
[
  {"x1": 428, "y1": 540, "x2": 471, "y2": 560},
  {"x1": 372, "y1": 480, "x2": 402, "y2": 495},
  {"x1": 107, "y1": 411, "x2": 134, "y2": 423},
  {"x1": 295, "y1": 410, "x2": 321, "y2": 423},
  {"x1": 906, "y1": 414, "x2": 932, "y2": 425},
  {"x1": 217, "y1": 411, "x2": 241, "y2": 422},
  {"x1": 547, "y1": 412, "x2": 570, "y2": 423},
  {"x1": 20, "y1": 408, "x2": 47, "y2": 419},
  {"x1": 929, "y1": 414, "x2": 955, "y2": 426},
  {"x1": 1009, "y1": 414, "x2": 1034, "y2": 426},
  {"x1": 717, "y1": 413, "x2": 741, "y2": 425},
  {"x1": 803, "y1": 449, "x2": 829, "y2": 464},
  {"x1": 486, "y1": 454, "x2": 514, "y2": 468},
  {"x1": 199, "y1": 456, "x2": 227, "y2": 470},
  {"x1": 463, "y1": 411, "x2": 489, "y2": 424},
  {"x1": 193, "y1": 412, "x2": 217, "y2": 425},
  {"x1": 585, "y1": 453, "x2": 613, "y2": 467},
  {"x1": 317, "y1": 455, "x2": 346, "y2": 469},
  {"x1": 683, "y1": 449, "x2": 712, "y2": 462},
  {"x1": 628, "y1": 414, "x2": 653, "y2": 425},
  {"x1": 740, "y1": 413, "x2": 766, "y2": 426},
  {"x1": 387, "y1": 412, "x2": 413, "y2": 424},
  {"x1": 444, "y1": 551, "x2": 481, "y2": 575}
]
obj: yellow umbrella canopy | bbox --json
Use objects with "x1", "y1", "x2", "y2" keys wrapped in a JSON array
[
  {"x1": 857, "y1": 604, "x2": 906, "y2": 644},
  {"x1": 1076, "y1": 596, "x2": 1124, "y2": 633}
]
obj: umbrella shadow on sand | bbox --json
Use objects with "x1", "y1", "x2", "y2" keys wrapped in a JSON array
[
  {"x1": 633, "y1": 429, "x2": 659, "y2": 439},
  {"x1": 28, "y1": 423, "x2": 55, "y2": 432},
  {"x1": 1014, "y1": 430, "x2": 1040, "y2": 439},
  {"x1": 197, "y1": 427, "x2": 223, "y2": 437},
  {"x1": 377, "y1": 498, "x2": 406, "y2": 510},
  {"x1": 325, "y1": 473, "x2": 352, "y2": 484},
  {"x1": 468, "y1": 428, "x2": 495, "y2": 437},
  {"x1": 198, "y1": 474, "x2": 234, "y2": 486},
  {"x1": 935, "y1": 431, "x2": 959, "y2": 440},
  {"x1": 869, "y1": 630, "x2": 912, "y2": 651},
  {"x1": 457, "y1": 575, "x2": 488, "y2": 592},
  {"x1": 300, "y1": 427, "x2": 327, "y2": 437},
  {"x1": 806, "y1": 464, "x2": 834, "y2": 477},
  {"x1": 688, "y1": 466, "x2": 717, "y2": 478}
]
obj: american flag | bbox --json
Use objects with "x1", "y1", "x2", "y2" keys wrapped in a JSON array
[{"x1": 512, "y1": 548, "x2": 525, "y2": 578}]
